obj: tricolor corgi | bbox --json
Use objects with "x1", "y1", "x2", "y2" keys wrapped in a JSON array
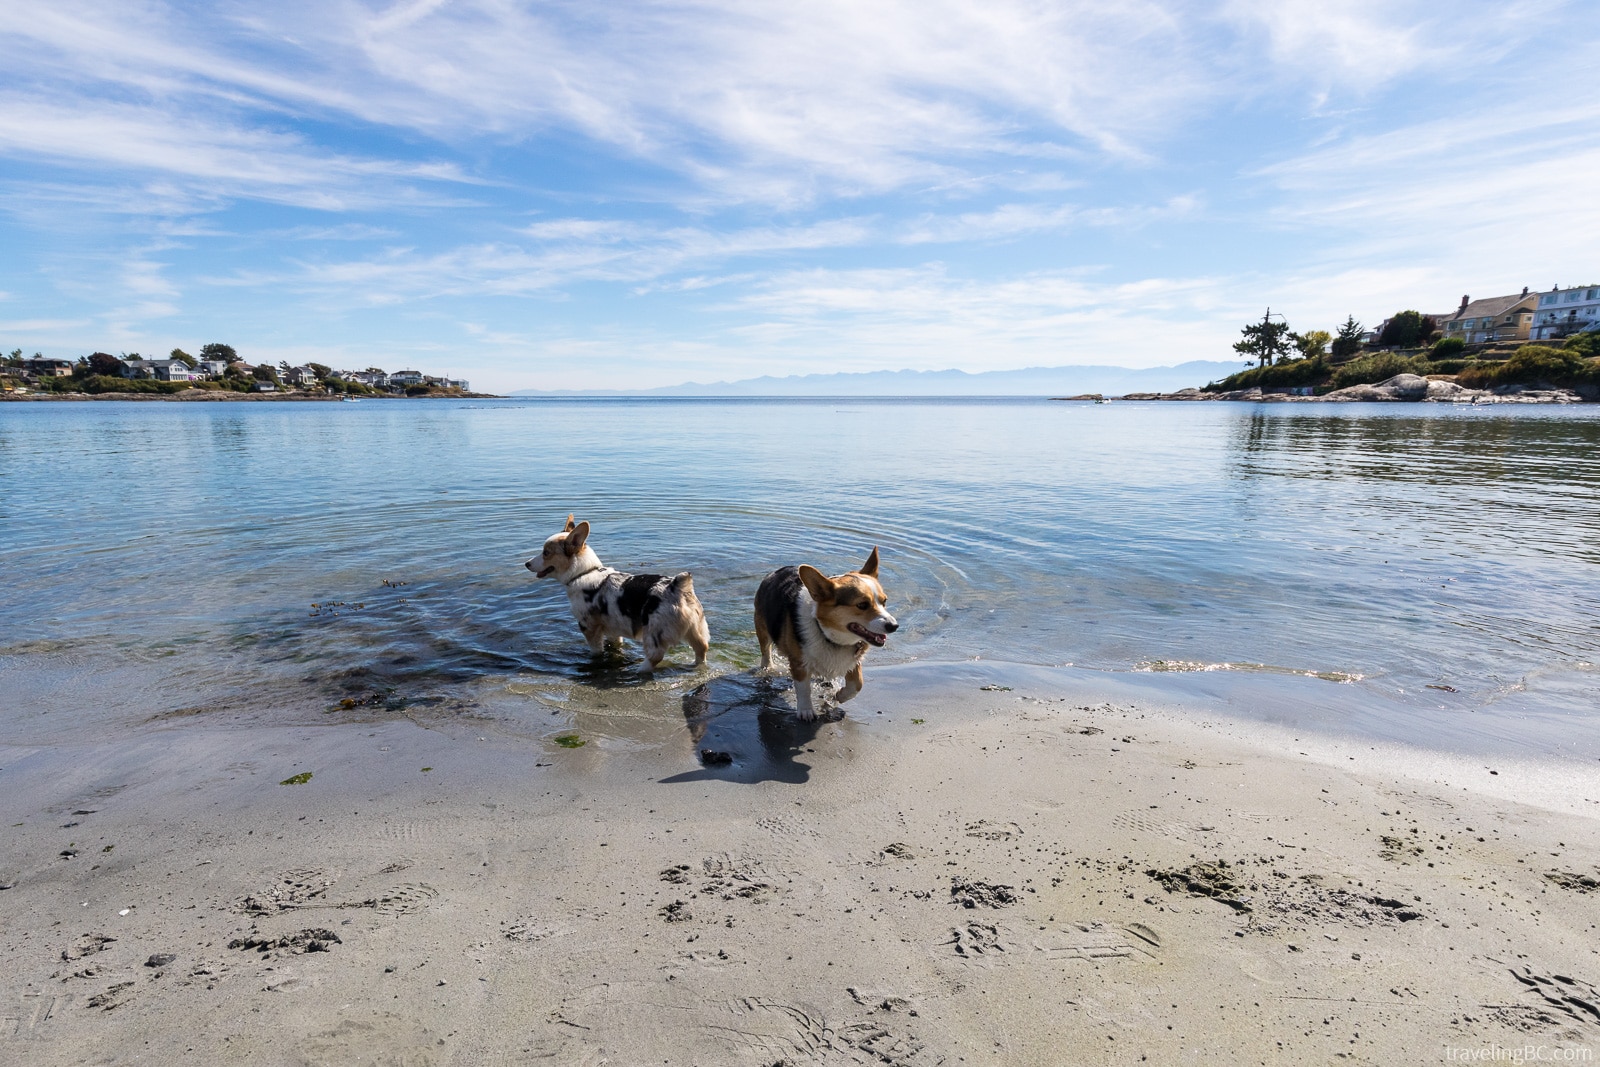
[
  {"x1": 526, "y1": 516, "x2": 710, "y2": 671},
  {"x1": 754, "y1": 547, "x2": 898, "y2": 720}
]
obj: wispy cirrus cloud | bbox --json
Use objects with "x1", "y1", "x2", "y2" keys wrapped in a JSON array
[
  {"x1": 0, "y1": 95, "x2": 481, "y2": 211},
  {"x1": 2, "y1": 1, "x2": 1597, "y2": 388}
]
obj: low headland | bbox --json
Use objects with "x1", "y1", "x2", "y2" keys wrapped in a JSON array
[
  {"x1": 1, "y1": 347, "x2": 494, "y2": 401},
  {"x1": 1061, "y1": 334, "x2": 1600, "y2": 404}
]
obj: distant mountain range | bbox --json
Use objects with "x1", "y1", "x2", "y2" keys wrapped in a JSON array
[{"x1": 509, "y1": 361, "x2": 1246, "y2": 397}]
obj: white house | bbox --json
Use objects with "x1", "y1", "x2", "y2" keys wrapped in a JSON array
[
  {"x1": 388, "y1": 370, "x2": 424, "y2": 387},
  {"x1": 194, "y1": 360, "x2": 229, "y2": 378},
  {"x1": 338, "y1": 370, "x2": 388, "y2": 388},
  {"x1": 1531, "y1": 285, "x2": 1600, "y2": 341},
  {"x1": 121, "y1": 358, "x2": 194, "y2": 381}
]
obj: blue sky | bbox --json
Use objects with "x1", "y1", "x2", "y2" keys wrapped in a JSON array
[{"x1": 1, "y1": 1, "x2": 1596, "y2": 391}]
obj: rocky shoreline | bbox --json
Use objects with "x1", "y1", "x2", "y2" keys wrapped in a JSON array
[{"x1": 1060, "y1": 373, "x2": 1596, "y2": 404}]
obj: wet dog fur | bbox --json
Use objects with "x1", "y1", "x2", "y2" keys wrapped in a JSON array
[
  {"x1": 754, "y1": 547, "x2": 898, "y2": 720},
  {"x1": 526, "y1": 515, "x2": 709, "y2": 671}
]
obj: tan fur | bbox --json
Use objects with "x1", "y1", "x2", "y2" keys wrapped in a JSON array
[{"x1": 755, "y1": 547, "x2": 897, "y2": 720}]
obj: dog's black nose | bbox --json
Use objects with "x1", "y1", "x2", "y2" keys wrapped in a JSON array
[{"x1": 885, "y1": 621, "x2": 899, "y2": 633}]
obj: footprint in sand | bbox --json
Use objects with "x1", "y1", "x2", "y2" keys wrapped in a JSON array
[
  {"x1": 360, "y1": 883, "x2": 440, "y2": 916},
  {"x1": 235, "y1": 869, "x2": 337, "y2": 915},
  {"x1": 296, "y1": 1014, "x2": 442, "y2": 1067},
  {"x1": 963, "y1": 819, "x2": 1022, "y2": 841},
  {"x1": 1030, "y1": 920, "x2": 1158, "y2": 962},
  {"x1": 4, "y1": 991, "x2": 64, "y2": 1037},
  {"x1": 1110, "y1": 810, "x2": 1195, "y2": 842}
]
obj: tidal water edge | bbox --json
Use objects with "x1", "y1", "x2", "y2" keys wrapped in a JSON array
[{"x1": 3, "y1": 398, "x2": 1597, "y2": 760}]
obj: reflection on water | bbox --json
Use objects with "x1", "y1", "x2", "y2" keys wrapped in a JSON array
[
  {"x1": 2, "y1": 398, "x2": 1598, "y2": 749},
  {"x1": 663, "y1": 671, "x2": 832, "y2": 785}
]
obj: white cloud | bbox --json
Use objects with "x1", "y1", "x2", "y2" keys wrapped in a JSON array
[
  {"x1": 2, "y1": 1, "x2": 1597, "y2": 386},
  {"x1": 0, "y1": 1, "x2": 1223, "y2": 208},
  {"x1": 0, "y1": 95, "x2": 481, "y2": 211},
  {"x1": 1258, "y1": 98, "x2": 1600, "y2": 296}
]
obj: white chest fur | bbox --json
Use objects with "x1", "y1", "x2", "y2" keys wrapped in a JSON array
[{"x1": 795, "y1": 586, "x2": 866, "y2": 680}]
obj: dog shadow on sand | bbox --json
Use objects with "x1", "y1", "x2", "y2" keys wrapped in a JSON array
[{"x1": 657, "y1": 670, "x2": 839, "y2": 786}]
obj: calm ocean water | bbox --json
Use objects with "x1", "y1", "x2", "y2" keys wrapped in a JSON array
[{"x1": 3, "y1": 398, "x2": 1598, "y2": 754}]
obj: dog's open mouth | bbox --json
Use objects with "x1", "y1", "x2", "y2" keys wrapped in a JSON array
[
  {"x1": 849, "y1": 623, "x2": 888, "y2": 647},
  {"x1": 534, "y1": 565, "x2": 555, "y2": 578}
]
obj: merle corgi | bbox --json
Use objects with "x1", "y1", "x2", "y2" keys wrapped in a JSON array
[
  {"x1": 754, "y1": 547, "x2": 898, "y2": 720},
  {"x1": 526, "y1": 515, "x2": 709, "y2": 671}
]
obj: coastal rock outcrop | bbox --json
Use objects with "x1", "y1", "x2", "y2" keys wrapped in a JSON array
[{"x1": 1323, "y1": 374, "x2": 1430, "y2": 402}]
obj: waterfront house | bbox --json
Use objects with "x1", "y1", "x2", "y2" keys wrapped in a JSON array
[
  {"x1": 194, "y1": 360, "x2": 229, "y2": 378},
  {"x1": 282, "y1": 365, "x2": 321, "y2": 387},
  {"x1": 122, "y1": 358, "x2": 195, "y2": 381},
  {"x1": 388, "y1": 370, "x2": 424, "y2": 387},
  {"x1": 1441, "y1": 291, "x2": 1538, "y2": 343},
  {"x1": 24, "y1": 357, "x2": 74, "y2": 377},
  {"x1": 1531, "y1": 284, "x2": 1600, "y2": 340},
  {"x1": 338, "y1": 370, "x2": 388, "y2": 389}
]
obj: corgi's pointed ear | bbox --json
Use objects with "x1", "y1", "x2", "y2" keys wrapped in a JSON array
[
  {"x1": 798, "y1": 565, "x2": 834, "y2": 601},
  {"x1": 860, "y1": 546, "x2": 880, "y2": 578},
  {"x1": 564, "y1": 514, "x2": 577, "y2": 532},
  {"x1": 566, "y1": 521, "x2": 590, "y2": 553}
]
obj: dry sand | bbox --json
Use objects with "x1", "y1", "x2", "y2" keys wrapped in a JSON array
[{"x1": 3, "y1": 663, "x2": 1599, "y2": 1065}]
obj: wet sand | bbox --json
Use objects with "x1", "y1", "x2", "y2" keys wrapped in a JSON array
[{"x1": 3, "y1": 663, "x2": 1599, "y2": 1064}]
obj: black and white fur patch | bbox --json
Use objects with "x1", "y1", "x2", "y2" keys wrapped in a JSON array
[{"x1": 527, "y1": 518, "x2": 709, "y2": 671}]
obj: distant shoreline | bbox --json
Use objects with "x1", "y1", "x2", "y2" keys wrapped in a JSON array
[{"x1": 0, "y1": 390, "x2": 501, "y2": 402}]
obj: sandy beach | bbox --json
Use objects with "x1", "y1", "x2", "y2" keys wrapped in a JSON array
[{"x1": 4, "y1": 662, "x2": 1598, "y2": 1065}]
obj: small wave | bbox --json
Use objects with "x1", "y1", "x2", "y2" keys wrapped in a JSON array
[{"x1": 1134, "y1": 659, "x2": 1364, "y2": 684}]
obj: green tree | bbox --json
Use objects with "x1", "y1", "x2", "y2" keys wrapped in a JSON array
[
  {"x1": 200, "y1": 342, "x2": 238, "y2": 363},
  {"x1": 5, "y1": 348, "x2": 21, "y2": 366},
  {"x1": 308, "y1": 362, "x2": 332, "y2": 380},
  {"x1": 1233, "y1": 309, "x2": 1292, "y2": 368},
  {"x1": 1377, "y1": 310, "x2": 1432, "y2": 349},
  {"x1": 252, "y1": 364, "x2": 280, "y2": 384},
  {"x1": 170, "y1": 348, "x2": 196, "y2": 368},
  {"x1": 87, "y1": 352, "x2": 125, "y2": 377},
  {"x1": 1291, "y1": 330, "x2": 1331, "y2": 360},
  {"x1": 1331, "y1": 316, "x2": 1364, "y2": 360}
]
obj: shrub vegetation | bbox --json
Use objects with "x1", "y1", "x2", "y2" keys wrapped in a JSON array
[{"x1": 1455, "y1": 345, "x2": 1600, "y2": 390}]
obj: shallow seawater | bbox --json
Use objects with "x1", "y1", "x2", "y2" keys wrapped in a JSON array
[{"x1": 3, "y1": 398, "x2": 1598, "y2": 757}]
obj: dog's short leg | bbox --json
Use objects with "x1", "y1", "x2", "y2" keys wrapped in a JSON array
[
  {"x1": 580, "y1": 621, "x2": 606, "y2": 653},
  {"x1": 754, "y1": 607, "x2": 772, "y2": 671},
  {"x1": 792, "y1": 670, "x2": 816, "y2": 721},
  {"x1": 688, "y1": 617, "x2": 709, "y2": 667},
  {"x1": 839, "y1": 663, "x2": 863, "y2": 703}
]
